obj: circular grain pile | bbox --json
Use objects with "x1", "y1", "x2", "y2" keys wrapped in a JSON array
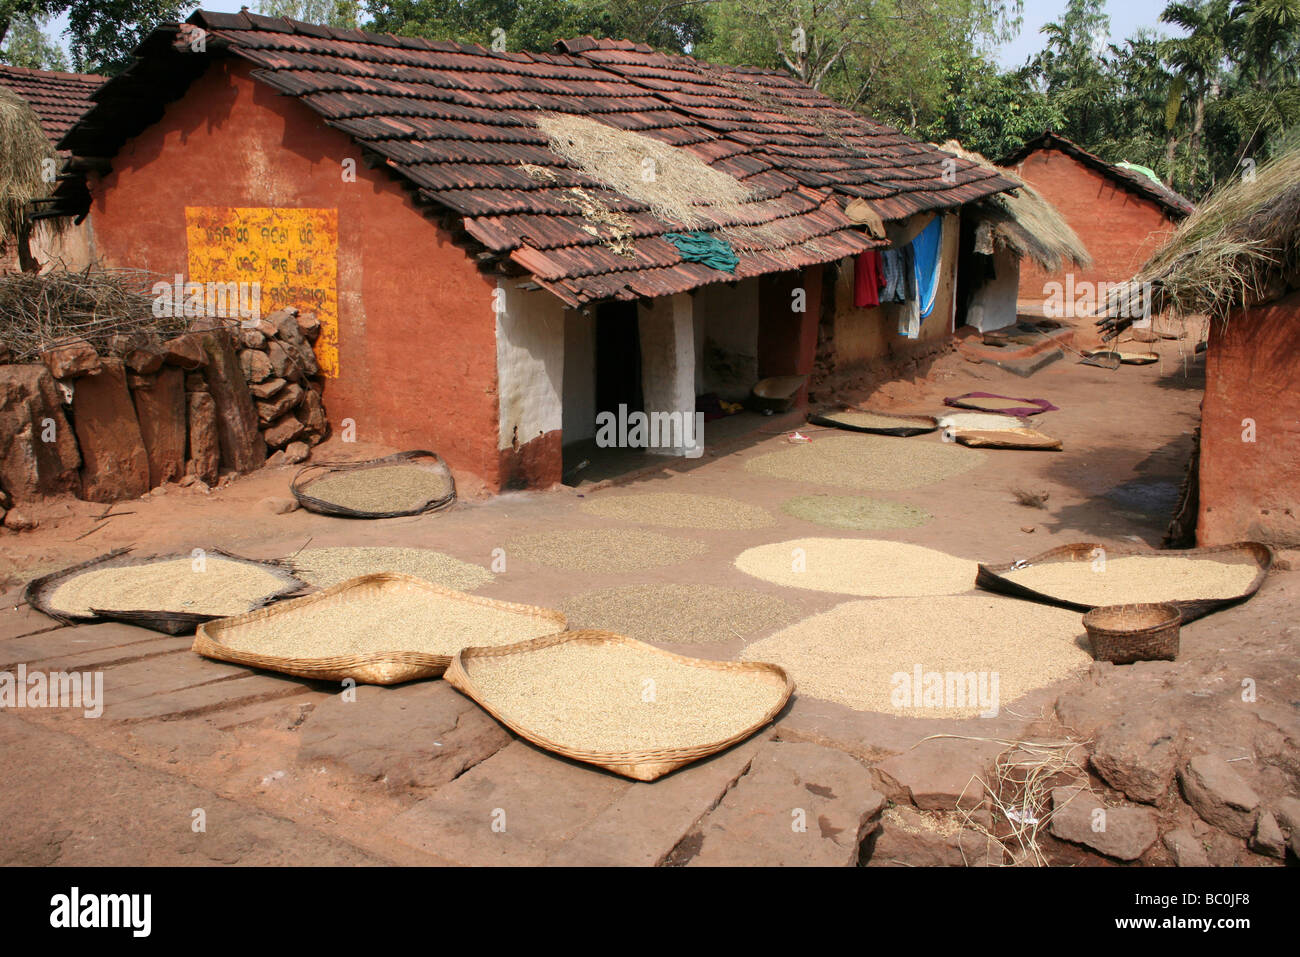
[
  {"x1": 937, "y1": 412, "x2": 1030, "y2": 431},
  {"x1": 740, "y1": 595, "x2": 1091, "y2": 716},
  {"x1": 303, "y1": 464, "x2": 452, "y2": 513},
  {"x1": 46, "y1": 557, "x2": 290, "y2": 618},
  {"x1": 505, "y1": 528, "x2": 706, "y2": 573},
  {"x1": 782, "y1": 495, "x2": 932, "y2": 531},
  {"x1": 580, "y1": 492, "x2": 774, "y2": 530},
  {"x1": 744, "y1": 434, "x2": 984, "y2": 490},
  {"x1": 560, "y1": 583, "x2": 798, "y2": 644},
  {"x1": 292, "y1": 547, "x2": 493, "y2": 591},
  {"x1": 1002, "y1": 554, "x2": 1259, "y2": 605},
  {"x1": 214, "y1": 590, "x2": 558, "y2": 658},
  {"x1": 464, "y1": 640, "x2": 785, "y2": 751},
  {"x1": 735, "y1": 538, "x2": 977, "y2": 596}
]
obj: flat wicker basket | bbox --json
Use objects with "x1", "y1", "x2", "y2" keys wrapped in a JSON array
[
  {"x1": 1083, "y1": 603, "x2": 1181, "y2": 664},
  {"x1": 808, "y1": 409, "x2": 938, "y2": 437},
  {"x1": 290, "y1": 450, "x2": 456, "y2": 518},
  {"x1": 445, "y1": 630, "x2": 794, "y2": 781},
  {"x1": 193, "y1": 572, "x2": 566, "y2": 685}
]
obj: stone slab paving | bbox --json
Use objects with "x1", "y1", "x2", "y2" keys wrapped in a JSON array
[{"x1": 0, "y1": 621, "x2": 189, "y2": 671}]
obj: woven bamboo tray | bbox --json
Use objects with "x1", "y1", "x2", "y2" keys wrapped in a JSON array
[
  {"x1": 24, "y1": 547, "x2": 306, "y2": 635},
  {"x1": 1083, "y1": 603, "x2": 1181, "y2": 664},
  {"x1": 976, "y1": 541, "x2": 1273, "y2": 623},
  {"x1": 445, "y1": 630, "x2": 794, "y2": 781},
  {"x1": 290, "y1": 450, "x2": 456, "y2": 518},
  {"x1": 808, "y1": 409, "x2": 938, "y2": 437},
  {"x1": 951, "y1": 427, "x2": 1062, "y2": 450},
  {"x1": 943, "y1": 392, "x2": 1059, "y2": 417},
  {"x1": 193, "y1": 572, "x2": 566, "y2": 685}
]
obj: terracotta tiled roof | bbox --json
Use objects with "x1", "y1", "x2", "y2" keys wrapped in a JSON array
[
  {"x1": 1002, "y1": 132, "x2": 1195, "y2": 219},
  {"x1": 0, "y1": 64, "x2": 104, "y2": 146},
  {"x1": 60, "y1": 11, "x2": 1017, "y2": 305}
]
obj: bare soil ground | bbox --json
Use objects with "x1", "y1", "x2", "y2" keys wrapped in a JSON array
[{"x1": 1, "y1": 326, "x2": 1294, "y2": 866}]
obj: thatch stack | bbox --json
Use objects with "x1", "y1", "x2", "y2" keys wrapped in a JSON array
[
  {"x1": 1102, "y1": 144, "x2": 1300, "y2": 330},
  {"x1": 938, "y1": 141, "x2": 1091, "y2": 274},
  {"x1": 0, "y1": 85, "x2": 60, "y2": 265}
]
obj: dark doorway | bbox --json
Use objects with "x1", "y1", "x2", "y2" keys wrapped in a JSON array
[{"x1": 595, "y1": 301, "x2": 643, "y2": 416}]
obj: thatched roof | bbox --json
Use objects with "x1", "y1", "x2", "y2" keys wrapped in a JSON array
[
  {"x1": 1120, "y1": 144, "x2": 1300, "y2": 323},
  {"x1": 938, "y1": 141, "x2": 1091, "y2": 274},
  {"x1": 0, "y1": 84, "x2": 58, "y2": 243}
]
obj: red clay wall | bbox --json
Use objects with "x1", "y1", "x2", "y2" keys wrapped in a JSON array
[
  {"x1": 82, "y1": 59, "x2": 503, "y2": 489},
  {"x1": 1012, "y1": 149, "x2": 1180, "y2": 305},
  {"x1": 1198, "y1": 292, "x2": 1300, "y2": 546},
  {"x1": 757, "y1": 265, "x2": 822, "y2": 407}
]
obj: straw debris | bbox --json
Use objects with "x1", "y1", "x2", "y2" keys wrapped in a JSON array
[{"x1": 464, "y1": 639, "x2": 785, "y2": 752}]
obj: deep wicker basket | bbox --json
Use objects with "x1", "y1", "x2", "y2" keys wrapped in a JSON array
[{"x1": 1082, "y1": 603, "x2": 1181, "y2": 664}]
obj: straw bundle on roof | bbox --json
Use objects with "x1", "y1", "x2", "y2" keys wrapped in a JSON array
[
  {"x1": 1118, "y1": 144, "x2": 1300, "y2": 322},
  {"x1": 939, "y1": 140, "x2": 1091, "y2": 274},
  {"x1": 0, "y1": 85, "x2": 59, "y2": 244}
]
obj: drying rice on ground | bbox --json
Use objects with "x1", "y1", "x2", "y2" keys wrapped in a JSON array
[
  {"x1": 735, "y1": 538, "x2": 978, "y2": 596},
  {"x1": 302, "y1": 465, "x2": 452, "y2": 513},
  {"x1": 782, "y1": 495, "x2": 932, "y2": 531},
  {"x1": 952, "y1": 396, "x2": 1042, "y2": 412},
  {"x1": 292, "y1": 547, "x2": 493, "y2": 591},
  {"x1": 818, "y1": 411, "x2": 934, "y2": 431},
  {"x1": 45, "y1": 557, "x2": 290, "y2": 618},
  {"x1": 1001, "y1": 554, "x2": 1259, "y2": 605},
  {"x1": 560, "y1": 583, "x2": 798, "y2": 644},
  {"x1": 744, "y1": 434, "x2": 984, "y2": 490},
  {"x1": 505, "y1": 528, "x2": 706, "y2": 573},
  {"x1": 463, "y1": 641, "x2": 785, "y2": 752},
  {"x1": 937, "y1": 412, "x2": 1030, "y2": 431},
  {"x1": 579, "y1": 492, "x2": 774, "y2": 530},
  {"x1": 213, "y1": 591, "x2": 557, "y2": 659},
  {"x1": 740, "y1": 596, "x2": 1091, "y2": 717}
]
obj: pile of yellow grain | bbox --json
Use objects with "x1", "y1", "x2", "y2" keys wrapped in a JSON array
[
  {"x1": 464, "y1": 638, "x2": 785, "y2": 752},
  {"x1": 820, "y1": 411, "x2": 934, "y2": 431},
  {"x1": 579, "y1": 492, "x2": 774, "y2": 530},
  {"x1": 46, "y1": 557, "x2": 290, "y2": 617},
  {"x1": 744, "y1": 434, "x2": 984, "y2": 490},
  {"x1": 735, "y1": 538, "x2": 977, "y2": 596},
  {"x1": 560, "y1": 583, "x2": 798, "y2": 644},
  {"x1": 505, "y1": 528, "x2": 706, "y2": 573},
  {"x1": 213, "y1": 590, "x2": 559, "y2": 658},
  {"x1": 292, "y1": 547, "x2": 492, "y2": 591},
  {"x1": 740, "y1": 595, "x2": 1091, "y2": 717},
  {"x1": 1001, "y1": 554, "x2": 1259, "y2": 605},
  {"x1": 304, "y1": 464, "x2": 452, "y2": 513}
]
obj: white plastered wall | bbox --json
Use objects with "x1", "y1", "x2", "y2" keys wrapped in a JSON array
[
  {"x1": 637, "y1": 291, "x2": 700, "y2": 457},
  {"x1": 967, "y1": 249, "x2": 1022, "y2": 332},
  {"x1": 496, "y1": 280, "x2": 566, "y2": 452}
]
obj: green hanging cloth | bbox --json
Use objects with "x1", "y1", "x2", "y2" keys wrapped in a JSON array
[{"x1": 663, "y1": 231, "x2": 739, "y2": 274}]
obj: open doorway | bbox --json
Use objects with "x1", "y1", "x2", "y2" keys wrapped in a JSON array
[
  {"x1": 561, "y1": 300, "x2": 645, "y2": 484},
  {"x1": 595, "y1": 301, "x2": 643, "y2": 416}
]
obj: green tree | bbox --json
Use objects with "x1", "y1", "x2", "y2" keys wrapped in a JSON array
[
  {"x1": 256, "y1": 0, "x2": 361, "y2": 29},
  {"x1": 0, "y1": 1, "x2": 196, "y2": 73},
  {"x1": 0, "y1": 10, "x2": 68, "y2": 69}
]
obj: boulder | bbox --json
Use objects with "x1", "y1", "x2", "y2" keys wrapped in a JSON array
[
  {"x1": 296, "y1": 386, "x2": 328, "y2": 435},
  {"x1": 1250, "y1": 810, "x2": 1286, "y2": 859},
  {"x1": 71, "y1": 357, "x2": 150, "y2": 503},
  {"x1": 1271, "y1": 796, "x2": 1300, "y2": 833},
  {"x1": 200, "y1": 331, "x2": 265, "y2": 474},
  {"x1": 1163, "y1": 828, "x2": 1210, "y2": 866},
  {"x1": 1178, "y1": 755, "x2": 1260, "y2": 838},
  {"x1": 284, "y1": 440, "x2": 310, "y2": 465},
  {"x1": 259, "y1": 496, "x2": 298, "y2": 515},
  {"x1": 265, "y1": 450, "x2": 287, "y2": 469},
  {"x1": 262, "y1": 413, "x2": 307, "y2": 449},
  {"x1": 255, "y1": 383, "x2": 303, "y2": 425},
  {"x1": 130, "y1": 367, "x2": 187, "y2": 488},
  {"x1": 124, "y1": 345, "x2": 163, "y2": 375},
  {"x1": 249, "y1": 377, "x2": 286, "y2": 400},
  {"x1": 186, "y1": 391, "x2": 221, "y2": 487},
  {"x1": 40, "y1": 339, "x2": 100, "y2": 379},
  {"x1": 0, "y1": 364, "x2": 81, "y2": 502},
  {"x1": 269, "y1": 307, "x2": 319, "y2": 377},
  {"x1": 238, "y1": 348, "x2": 273, "y2": 384},
  {"x1": 1048, "y1": 787, "x2": 1157, "y2": 861},
  {"x1": 162, "y1": 334, "x2": 207, "y2": 370},
  {"x1": 240, "y1": 329, "x2": 266, "y2": 350},
  {"x1": 296, "y1": 311, "x2": 321, "y2": 343},
  {"x1": 1090, "y1": 717, "x2": 1181, "y2": 805},
  {"x1": 265, "y1": 340, "x2": 301, "y2": 381},
  {"x1": 2, "y1": 508, "x2": 36, "y2": 531},
  {"x1": 866, "y1": 806, "x2": 1004, "y2": 867}
]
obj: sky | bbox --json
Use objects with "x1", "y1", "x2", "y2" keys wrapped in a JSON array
[{"x1": 45, "y1": 0, "x2": 1185, "y2": 70}]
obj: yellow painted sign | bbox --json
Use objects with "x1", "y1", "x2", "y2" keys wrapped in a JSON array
[{"x1": 185, "y1": 207, "x2": 340, "y2": 377}]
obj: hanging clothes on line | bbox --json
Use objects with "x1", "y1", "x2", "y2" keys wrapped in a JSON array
[
  {"x1": 880, "y1": 247, "x2": 910, "y2": 302},
  {"x1": 911, "y1": 216, "x2": 944, "y2": 319},
  {"x1": 853, "y1": 249, "x2": 884, "y2": 308}
]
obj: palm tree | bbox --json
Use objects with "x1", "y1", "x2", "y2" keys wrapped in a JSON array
[{"x1": 1160, "y1": 0, "x2": 1234, "y2": 189}]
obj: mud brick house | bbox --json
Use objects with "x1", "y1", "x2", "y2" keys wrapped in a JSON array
[
  {"x1": 1002, "y1": 132, "x2": 1194, "y2": 314},
  {"x1": 51, "y1": 10, "x2": 1014, "y2": 492},
  {"x1": 0, "y1": 64, "x2": 103, "y2": 271}
]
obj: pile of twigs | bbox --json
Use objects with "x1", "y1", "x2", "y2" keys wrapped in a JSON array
[{"x1": 0, "y1": 267, "x2": 186, "y2": 361}]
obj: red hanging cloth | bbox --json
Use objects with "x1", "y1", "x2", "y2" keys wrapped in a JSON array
[{"x1": 854, "y1": 250, "x2": 884, "y2": 308}]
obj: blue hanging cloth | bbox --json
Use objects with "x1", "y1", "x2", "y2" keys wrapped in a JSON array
[{"x1": 910, "y1": 217, "x2": 944, "y2": 319}]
